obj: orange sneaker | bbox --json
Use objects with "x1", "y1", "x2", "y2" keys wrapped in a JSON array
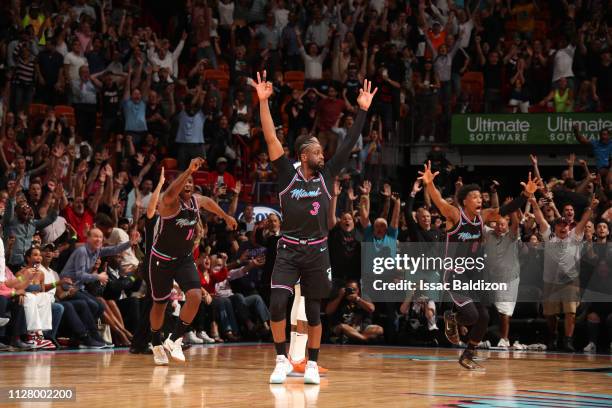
[{"x1": 288, "y1": 358, "x2": 328, "y2": 376}]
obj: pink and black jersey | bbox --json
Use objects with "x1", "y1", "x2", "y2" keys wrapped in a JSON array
[
  {"x1": 272, "y1": 110, "x2": 367, "y2": 240},
  {"x1": 445, "y1": 207, "x2": 484, "y2": 265},
  {"x1": 151, "y1": 196, "x2": 200, "y2": 259}
]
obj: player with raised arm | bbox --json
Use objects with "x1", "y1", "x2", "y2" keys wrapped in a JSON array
[
  {"x1": 250, "y1": 71, "x2": 376, "y2": 384},
  {"x1": 149, "y1": 159, "x2": 237, "y2": 365},
  {"x1": 418, "y1": 161, "x2": 538, "y2": 370}
]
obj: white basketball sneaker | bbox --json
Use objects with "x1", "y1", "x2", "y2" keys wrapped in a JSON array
[
  {"x1": 497, "y1": 338, "x2": 510, "y2": 349},
  {"x1": 163, "y1": 337, "x2": 186, "y2": 363},
  {"x1": 152, "y1": 345, "x2": 169, "y2": 365},
  {"x1": 583, "y1": 342, "x2": 597, "y2": 353},
  {"x1": 269, "y1": 355, "x2": 293, "y2": 384},
  {"x1": 184, "y1": 331, "x2": 203, "y2": 344},
  {"x1": 197, "y1": 331, "x2": 216, "y2": 344},
  {"x1": 303, "y1": 361, "x2": 320, "y2": 385}
]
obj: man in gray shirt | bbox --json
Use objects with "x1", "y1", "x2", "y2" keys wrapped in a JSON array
[
  {"x1": 533, "y1": 195, "x2": 597, "y2": 352},
  {"x1": 484, "y1": 212, "x2": 521, "y2": 349}
]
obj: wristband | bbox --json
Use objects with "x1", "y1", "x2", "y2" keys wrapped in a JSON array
[
  {"x1": 236, "y1": 259, "x2": 241, "y2": 266},
  {"x1": 129, "y1": 276, "x2": 136, "y2": 282},
  {"x1": 52, "y1": 281, "x2": 57, "y2": 288},
  {"x1": 11, "y1": 289, "x2": 16, "y2": 297},
  {"x1": 17, "y1": 276, "x2": 24, "y2": 282}
]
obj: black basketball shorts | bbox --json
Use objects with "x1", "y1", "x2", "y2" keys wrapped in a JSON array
[
  {"x1": 148, "y1": 250, "x2": 201, "y2": 303},
  {"x1": 271, "y1": 236, "x2": 332, "y2": 300}
]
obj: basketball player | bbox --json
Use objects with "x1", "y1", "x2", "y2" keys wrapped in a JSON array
[
  {"x1": 130, "y1": 167, "x2": 165, "y2": 354},
  {"x1": 249, "y1": 71, "x2": 376, "y2": 384},
  {"x1": 418, "y1": 162, "x2": 538, "y2": 370},
  {"x1": 149, "y1": 158, "x2": 237, "y2": 365}
]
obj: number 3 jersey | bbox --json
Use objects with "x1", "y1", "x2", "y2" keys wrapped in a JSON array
[
  {"x1": 273, "y1": 155, "x2": 333, "y2": 239},
  {"x1": 272, "y1": 110, "x2": 367, "y2": 240}
]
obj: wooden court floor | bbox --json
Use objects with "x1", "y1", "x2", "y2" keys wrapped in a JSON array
[{"x1": 0, "y1": 344, "x2": 611, "y2": 407}]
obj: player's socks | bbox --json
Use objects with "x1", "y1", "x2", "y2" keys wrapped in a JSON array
[
  {"x1": 274, "y1": 342, "x2": 287, "y2": 356},
  {"x1": 151, "y1": 329, "x2": 163, "y2": 346},
  {"x1": 307, "y1": 348, "x2": 319, "y2": 362},
  {"x1": 170, "y1": 319, "x2": 190, "y2": 342}
]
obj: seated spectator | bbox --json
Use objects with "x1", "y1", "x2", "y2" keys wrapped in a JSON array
[
  {"x1": 325, "y1": 280, "x2": 382, "y2": 343},
  {"x1": 39, "y1": 243, "x2": 106, "y2": 348},
  {"x1": 60, "y1": 228, "x2": 139, "y2": 334},
  {"x1": 19, "y1": 247, "x2": 58, "y2": 349},
  {"x1": 0, "y1": 237, "x2": 33, "y2": 349},
  {"x1": 3, "y1": 180, "x2": 59, "y2": 270}
]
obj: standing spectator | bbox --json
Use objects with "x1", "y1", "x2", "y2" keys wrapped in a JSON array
[
  {"x1": 90, "y1": 70, "x2": 127, "y2": 138},
  {"x1": 71, "y1": 65, "x2": 98, "y2": 141},
  {"x1": 315, "y1": 86, "x2": 347, "y2": 157},
  {"x1": 12, "y1": 46, "x2": 37, "y2": 114},
  {"x1": 122, "y1": 66, "x2": 151, "y2": 145},
  {"x1": 328, "y1": 179, "x2": 361, "y2": 287},
  {"x1": 533, "y1": 195, "x2": 598, "y2": 352},
  {"x1": 35, "y1": 38, "x2": 65, "y2": 106},
  {"x1": 539, "y1": 76, "x2": 574, "y2": 112},
  {"x1": 484, "y1": 211, "x2": 521, "y2": 349},
  {"x1": 574, "y1": 126, "x2": 612, "y2": 178},
  {"x1": 552, "y1": 36, "x2": 576, "y2": 88},
  {"x1": 147, "y1": 33, "x2": 187, "y2": 79},
  {"x1": 63, "y1": 39, "x2": 87, "y2": 86},
  {"x1": 175, "y1": 88, "x2": 207, "y2": 170},
  {"x1": 592, "y1": 49, "x2": 612, "y2": 111}
]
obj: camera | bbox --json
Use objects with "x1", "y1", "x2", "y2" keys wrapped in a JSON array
[{"x1": 345, "y1": 287, "x2": 354, "y2": 296}]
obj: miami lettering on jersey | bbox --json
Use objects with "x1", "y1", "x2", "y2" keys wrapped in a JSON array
[
  {"x1": 457, "y1": 231, "x2": 481, "y2": 241},
  {"x1": 290, "y1": 187, "x2": 322, "y2": 200},
  {"x1": 175, "y1": 218, "x2": 198, "y2": 227}
]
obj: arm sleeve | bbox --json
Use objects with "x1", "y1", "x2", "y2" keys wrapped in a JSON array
[{"x1": 326, "y1": 109, "x2": 367, "y2": 176}]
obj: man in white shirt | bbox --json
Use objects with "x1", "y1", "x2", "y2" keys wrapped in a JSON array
[
  {"x1": 64, "y1": 39, "x2": 88, "y2": 83},
  {"x1": 552, "y1": 37, "x2": 576, "y2": 87},
  {"x1": 533, "y1": 195, "x2": 598, "y2": 352},
  {"x1": 147, "y1": 34, "x2": 187, "y2": 79}
]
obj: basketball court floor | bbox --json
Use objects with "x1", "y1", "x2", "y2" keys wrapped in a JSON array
[{"x1": 1, "y1": 343, "x2": 611, "y2": 407}]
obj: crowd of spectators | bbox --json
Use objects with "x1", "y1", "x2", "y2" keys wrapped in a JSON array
[{"x1": 0, "y1": 0, "x2": 610, "y2": 353}]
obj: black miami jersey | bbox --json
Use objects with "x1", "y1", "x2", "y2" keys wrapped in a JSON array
[
  {"x1": 444, "y1": 207, "x2": 485, "y2": 306},
  {"x1": 151, "y1": 195, "x2": 200, "y2": 260},
  {"x1": 275, "y1": 159, "x2": 333, "y2": 239}
]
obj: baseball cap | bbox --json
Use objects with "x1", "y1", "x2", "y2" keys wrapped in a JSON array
[
  {"x1": 42, "y1": 243, "x2": 55, "y2": 251},
  {"x1": 216, "y1": 157, "x2": 228, "y2": 164}
]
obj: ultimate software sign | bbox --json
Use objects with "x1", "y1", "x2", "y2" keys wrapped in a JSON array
[{"x1": 451, "y1": 113, "x2": 612, "y2": 144}]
